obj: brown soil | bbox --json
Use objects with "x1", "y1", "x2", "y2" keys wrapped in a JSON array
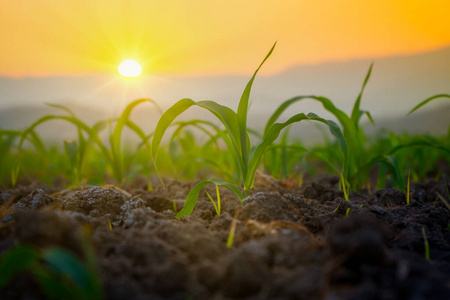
[{"x1": 0, "y1": 174, "x2": 449, "y2": 300}]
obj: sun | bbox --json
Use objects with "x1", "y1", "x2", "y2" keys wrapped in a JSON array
[{"x1": 118, "y1": 60, "x2": 142, "y2": 77}]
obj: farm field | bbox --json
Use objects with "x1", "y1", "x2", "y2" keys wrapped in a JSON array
[{"x1": 1, "y1": 44, "x2": 449, "y2": 300}]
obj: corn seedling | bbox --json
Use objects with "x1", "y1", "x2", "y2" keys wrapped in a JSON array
[
  {"x1": 0, "y1": 129, "x2": 21, "y2": 185},
  {"x1": 108, "y1": 98, "x2": 162, "y2": 183},
  {"x1": 18, "y1": 99, "x2": 160, "y2": 185},
  {"x1": 407, "y1": 94, "x2": 450, "y2": 142},
  {"x1": 263, "y1": 65, "x2": 375, "y2": 190},
  {"x1": 18, "y1": 109, "x2": 108, "y2": 184},
  {"x1": 173, "y1": 201, "x2": 178, "y2": 214},
  {"x1": 0, "y1": 231, "x2": 102, "y2": 300},
  {"x1": 340, "y1": 172, "x2": 350, "y2": 202},
  {"x1": 406, "y1": 169, "x2": 411, "y2": 205},
  {"x1": 421, "y1": 227, "x2": 430, "y2": 261},
  {"x1": 167, "y1": 120, "x2": 237, "y2": 182},
  {"x1": 204, "y1": 184, "x2": 221, "y2": 216},
  {"x1": 345, "y1": 208, "x2": 350, "y2": 217},
  {"x1": 152, "y1": 42, "x2": 347, "y2": 218},
  {"x1": 10, "y1": 165, "x2": 20, "y2": 188},
  {"x1": 227, "y1": 209, "x2": 240, "y2": 248}
]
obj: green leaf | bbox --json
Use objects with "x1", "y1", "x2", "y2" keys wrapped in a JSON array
[
  {"x1": 111, "y1": 98, "x2": 161, "y2": 183},
  {"x1": 196, "y1": 101, "x2": 242, "y2": 156},
  {"x1": 389, "y1": 139, "x2": 450, "y2": 156},
  {"x1": 358, "y1": 155, "x2": 405, "y2": 190},
  {"x1": 64, "y1": 140, "x2": 78, "y2": 164},
  {"x1": 246, "y1": 113, "x2": 347, "y2": 190},
  {"x1": 176, "y1": 179, "x2": 244, "y2": 219},
  {"x1": 350, "y1": 63, "x2": 373, "y2": 127},
  {"x1": 407, "y1": 94, "x2": 450, "y2": 116},
  {"x1": 43, "y1": 248, "x2": 92, "y2": 290},
  {"x1": 152, "y1": 98, "x2": 196, "y2": 162},
  {"x1": 42, "y1": 248, "x2": 102, "y2": 299},
  {"x1": 237, "y1": 42, "x2": 277, "y2": 169},
  {"x1": 152, "y1": 99, "x2": 246, "y2": 186},
  {"x1": 0, "y1": 245, "x2": 40, "y2": 289},
  {"x1": 46, "y1": 103, "x2": 77, "y2": 117},
  {"x1": 204, "y1": 184, "x2": 221, "y2": 216}
]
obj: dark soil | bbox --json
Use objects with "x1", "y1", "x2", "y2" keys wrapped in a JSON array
[{"x1": 1, "y1": 174, "x2": 449, "y2": 300}]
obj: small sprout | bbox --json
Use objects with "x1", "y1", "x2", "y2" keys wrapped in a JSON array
[
  {"x1": 345, "y1": 208, "x2": 351, "y2": 218},
  {"x1": 340, "y1": 172, "x2": 349, "y2": 202},
  {"x1": 297, "y1": 174, "x2": 303, "y2": 188},
  {"x1": 227, "y1": 209, "x2": 240, "y2": 248},
  {"x1": 204, "y1": 184, "x2": 221, "y2": 216},
  {"x1": 11, "y1": 166, "x2": 20, "y2": 188},
  {"x1": 108, "y1": 218, "x2": 112, "y2": 231},
  {"x1": 422, "y1": 227, "x2": 430, "y2": 261},
  {"x1": 406, "y1": 169, "x2": 411, "y2": 205},
  {"x1": 173, "y1": 201, "x2": 178, "y2": 214}
]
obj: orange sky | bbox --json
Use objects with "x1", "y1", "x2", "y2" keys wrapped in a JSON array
[{"x1": 1, "y1": 0, "x2": 449, "y2": 77}]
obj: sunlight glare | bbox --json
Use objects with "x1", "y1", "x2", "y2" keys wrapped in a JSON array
[{"x1": 118, "y1": 60, "x2": 142, "y2": 77}]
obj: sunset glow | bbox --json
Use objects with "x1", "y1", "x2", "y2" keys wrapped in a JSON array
[{"x1": 0, "y1": 0, "x2": 449, "y2": 77}]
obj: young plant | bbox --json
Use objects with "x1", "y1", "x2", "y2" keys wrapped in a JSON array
[
  {"x1": 0, "y1": 129, "x2": 22, "y2": 186},
  {"x1": 167, "y1": 120, "x2": 235, "y2": 181},
  {"x1": 18, "y1": 99, "x2": 160, "y2": 185},
  {"x1": 408, "y1": 94, "x2": 450, "y2": 116},
  {"x1": 0, "y1": 228, "x2": 102, "y2": 300},
  {"x1": 18, "y1": 107, "x2": 108, "y2": 184},
  {"x1": 204, "y1": 185, "x2": 221, "y2": 216},
  {"x1": 406, "y1": 169, "x2": 411, "y2": 205},
  {"x1": 422, "y1": 227, "x2": 430, "y2": 261},
  {"x1": 262, "y1": 129, "x2": 307, "y2": 179},
  {"x1": 108, "y1": 98, "x2": 162, "y2": 183},
  {"x1": 408, "y1": 94, "x2": 450, "y2": 139},
  {"x1": 262, "y1": 65, "x2": 393, "y2": 191},
  {"x1": 226, "y1": 209, "x2": 240, "y2": 248},
  {"x1": 152, "y1": 42, "x2": 347, "y2": 218}
]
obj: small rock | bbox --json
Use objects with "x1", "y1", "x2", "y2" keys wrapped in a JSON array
[{"x1": 15, "y1": 189, "x2": 54, "y2": 210}]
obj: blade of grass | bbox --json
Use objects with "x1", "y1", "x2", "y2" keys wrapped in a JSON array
[
  {"x1": 237, "y1": 42, "x2": 277, "y2": 169},
  {"x1": 0, "y1": 245, "x2": 40, "y2": 289},
  {"x1": 152, "y1": 99, "x2": 244, "y2": 186},
  {"x1": 204, "y1": 184, "x2": 221, "y2": 216},
  {"x1": 176, "y1": 179, "x2": 244, "y2": 219},
  {"x1": 111, "y1": 98, "x2": 161, "y2": 182},
  {"x1": 421, "y1": 227, "x2": 430, "y2": 261},
  {"x1": 226, "y1": 209, "x2": 240, "y2": 248},
  {"x1": 247, "y1": 113, "x2": 347, "y2": 191},
  {"x1": 350, "y1": 63, "x2": 373, "y2": 127},
  {"x1": 407, "y1": 94, "x2": 450, "y2": 116},
  {"x1": 406, "y1": 169, "x2": 411, "y2": 205}
]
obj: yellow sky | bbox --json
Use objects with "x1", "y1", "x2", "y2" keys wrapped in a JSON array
[{"x1": 0, "y1": 0, "x2": 449, "y2": 77}]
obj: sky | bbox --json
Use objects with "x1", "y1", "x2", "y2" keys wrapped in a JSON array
[{"x1": 1, "y1": 0, "x2": 449, "y2": 78}]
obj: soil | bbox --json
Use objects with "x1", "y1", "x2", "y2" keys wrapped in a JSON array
[{"x1": 0, "y1": 174, "x2": 449, "y2": 300}]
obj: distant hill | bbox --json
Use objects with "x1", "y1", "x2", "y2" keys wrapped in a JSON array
[{"x1": 1, "y1": 46, "x2": 449, "y2": 143}]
